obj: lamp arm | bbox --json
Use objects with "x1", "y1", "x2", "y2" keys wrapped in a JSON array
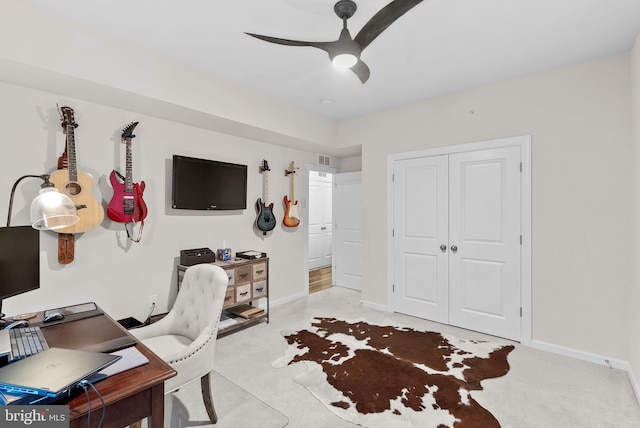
[{"x1": 7, "y1": 174, "x2": 50, "y2": 227}]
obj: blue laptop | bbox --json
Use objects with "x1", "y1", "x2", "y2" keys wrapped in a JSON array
[{"x1": 0, "y1": 347, "x2": 121, "y2": 397}]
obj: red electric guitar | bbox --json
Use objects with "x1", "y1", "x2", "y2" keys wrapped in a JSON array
[{"x1": 107, "y1": 121, "x2": 147, "y2": 241}]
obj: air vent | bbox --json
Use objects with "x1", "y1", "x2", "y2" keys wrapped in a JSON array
[{"x1": 318, "y1": 154, "x2": 331, "y2": 166}]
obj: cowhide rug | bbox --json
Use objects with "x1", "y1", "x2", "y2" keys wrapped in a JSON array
[{"x1": 272, "y1": 317, "x2": 515, "y2": 428}]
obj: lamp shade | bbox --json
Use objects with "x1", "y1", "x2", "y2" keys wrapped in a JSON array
[{"x1": 30, "y1": 187, "x2": 79, "y2": 230}]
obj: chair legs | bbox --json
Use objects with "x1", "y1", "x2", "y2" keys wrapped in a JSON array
[{"x1": 201, "y1": 372, "x2": 218, "y2": 424}]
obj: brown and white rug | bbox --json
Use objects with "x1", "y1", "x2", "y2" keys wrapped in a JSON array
[{"x1": 272, "y1": 317, "x2": 515, "y2": 428}]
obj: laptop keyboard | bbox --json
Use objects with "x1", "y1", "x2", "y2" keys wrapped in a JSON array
[{"x1": 9, "y1": 327, "x2": 49, "y2": 362}]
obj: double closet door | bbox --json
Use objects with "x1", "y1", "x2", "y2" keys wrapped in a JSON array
[{"x1": 392, "y1": 146, "x2": 521, "y2": 341}]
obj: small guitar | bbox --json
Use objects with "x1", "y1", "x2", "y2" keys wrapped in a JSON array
[
  {"x1": 255, "y1": 160, "x2": 276, "y2": 235},
  {"x1": 283, "y1": 161, "x2": 301, "y2": 228},
  {"x1": 107, "y1": 122, "x2": 147, "y2": 241},
  {"x1": 49, "y1": 106, "x2": 104, "y2": 234}
]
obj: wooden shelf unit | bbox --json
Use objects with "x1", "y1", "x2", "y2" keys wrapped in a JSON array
[{"x1": 177, "y1": 257, "x2": 269, "y2": 335}]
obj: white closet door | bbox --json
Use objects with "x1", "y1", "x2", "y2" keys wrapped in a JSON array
[
  {"x1": 392, "y1": 155, "x2": 449, "y2": 323},
  {"x1": 334, "y1": 172, "x2": 362, "y2": 290},
  {"x1": 308, "y1": 172, "x2": 333, "y2": 269},
  {"x1": 448, "y1": 146, "x2": 521, "y2": 340}
]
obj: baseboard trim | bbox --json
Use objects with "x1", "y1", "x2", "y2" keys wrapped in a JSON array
[
  {"x1": 629, "y1": 365, "x2": 640, "y2": 402},
  {"x1": 270, "y1": 291, "x2": 308, "y2": 308},
  {"x1": 530, "y1": 339, "x2": 628, "y2": 370},
  {"x1": 360, "y1": 299, "x2": 390, "y2": 312}
]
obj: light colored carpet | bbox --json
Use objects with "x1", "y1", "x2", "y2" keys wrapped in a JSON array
[
  {"x1": 147, "y1": 371, "x2": 288, "y2": 427},
  {"x1": 213, "y1": 286, "x2": 640, "y2": 428}
]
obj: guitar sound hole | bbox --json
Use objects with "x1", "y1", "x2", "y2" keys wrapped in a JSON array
[{"x1": 65, "y1": 182, "x2": 82, "y2": 196}]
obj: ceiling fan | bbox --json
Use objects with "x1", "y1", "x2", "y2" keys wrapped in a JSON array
[{"x1": 245, "y1": 0, "x2": 423, "y2": 84}]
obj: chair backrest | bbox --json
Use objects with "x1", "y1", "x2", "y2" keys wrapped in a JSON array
[{"x1": 169, "y1": 264, "x2": 228, "y2": 349}]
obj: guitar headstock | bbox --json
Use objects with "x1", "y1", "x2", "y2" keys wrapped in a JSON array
[
  {"x1": 58, "y1": 106, "x2": 77, "y2": 130},
  {"x1": 285, "y1": 161, "x2": 297, "y2": 176},
  {"x1": 122, "y1": 121, "x2": 139, "y2": 142},
  {"x1": 260, "y1": 159, "x2": 270, "y2": 173}
]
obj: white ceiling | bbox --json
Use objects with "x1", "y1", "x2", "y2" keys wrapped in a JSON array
[{"x1": 23, "y1": 0, "x2": 640, "y2": 120}]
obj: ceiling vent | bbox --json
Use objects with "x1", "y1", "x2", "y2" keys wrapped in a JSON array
[{"x1": 318, "y1": 154, "x2": 331, "y2": 166}]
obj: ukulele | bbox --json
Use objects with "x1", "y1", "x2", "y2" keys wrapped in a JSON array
[
  {"x1": 255, "y1": 160, "x2": 276, "y2": 235},
  {"x1": 49, "y1": 106, "x2": 104, "y2": 234},
  {"x1": 283, "y1": 161, "x2": 301, "y2": 227},
  {"x1": 107, "y1": 122, "x2": 147, "y2": 241}
]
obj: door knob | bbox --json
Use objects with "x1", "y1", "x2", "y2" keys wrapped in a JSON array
[
  {"x1": 440, "y1": 244, "x2": 447, "y2": 251},
  {"x1": 451, "y1": 245, "x2": 458, "y2": 253}
]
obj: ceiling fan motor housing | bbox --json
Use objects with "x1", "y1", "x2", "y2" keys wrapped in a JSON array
[{"x1": 334, "y1": 0, "x2": 357, "y2": 20}]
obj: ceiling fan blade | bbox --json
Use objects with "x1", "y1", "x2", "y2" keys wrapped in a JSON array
[
  {"x1": 245, "y1": 32, "x2": 329, "y2": 51},
  {"x1": 351, "y1": 59, "x2": 370, "y2": 84},
  {"x1": 354, "y1": 0, "x2": 423, "y2": 50}
]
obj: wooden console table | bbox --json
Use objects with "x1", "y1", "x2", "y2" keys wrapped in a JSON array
[{"x1": 178, "y1": 257, "x2": 270, "y2": 335}]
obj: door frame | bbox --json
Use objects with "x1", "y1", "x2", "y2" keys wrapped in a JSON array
[
  {"x1": 303, "y1": 163, "x2": 338, "y2": 295},
  {"x1": 386, "y1": 135, "x2": 532, "y2": 345}
]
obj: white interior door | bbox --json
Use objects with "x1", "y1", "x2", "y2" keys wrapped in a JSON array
[
  {"x1": 448, "y1": 147, "x2": 521, "y2": 340},
  {"x1": 308, "y1": 171, "x2": 333, "y2": 269},
  {"x1": 392, "y1": 156, "x2": 449, "y2": 323},
  {"x1": 392, "y1": 145, "x2": 522, "y2": 341},
  {"x1": 334, "y1": 172, "x2": 362, "y2": 290}
]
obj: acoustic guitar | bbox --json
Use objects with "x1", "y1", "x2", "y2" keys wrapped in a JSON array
[
  {"x1": 49, "y1": 106, "x2": 104, "y2": 234},
  {"x1": 283, "y1": 161, "x2": 301, "y2": 227},
  {"x1": 255, "y1": 160, "x2": 276, "y2": 235}
]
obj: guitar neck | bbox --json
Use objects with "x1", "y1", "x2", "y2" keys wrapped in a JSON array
[
  {"x1": 66, "y1": 124, "x2": 78, "y2": 182},
  {"x1": 289, "y1": 172, "x2": 295, "y2": 202},
  {"x1": 263, "y1": 170, "x2": 270, "y2": 204},
  {"x1": 125, "y1": 139, "x2": 133, "y2": 193}
]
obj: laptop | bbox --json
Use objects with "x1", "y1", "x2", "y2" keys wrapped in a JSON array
[{"x1": 0, "y1": 347, "x2": 121, "y2": 397}]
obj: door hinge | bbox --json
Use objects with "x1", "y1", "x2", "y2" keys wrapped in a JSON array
[
  {"x1": 392, "y1": 229, "x2": 395, "y2": 237},
  {"x1": 520, "y1": 307, "x2": 523, "y2": 317},
  {"x1": 520, "y1": 162, "x2": 523, "y2": 172},
  {"x1": 393, "y1": 284, "x2": 395, "y2": 292},
  {"x1": 520, "y1": 235, "x2": 522, "y2": 245},
  {"x1": 392, "y1": 173, "x2": 395, "y2": 182}
]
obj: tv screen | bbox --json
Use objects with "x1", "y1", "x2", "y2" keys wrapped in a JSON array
[
  {"x1": 172, "y1": 155, "x2": 248, "y2": 210},
  {"x1": 0, "y1": 226, "x2": 39, "y2": 306}
]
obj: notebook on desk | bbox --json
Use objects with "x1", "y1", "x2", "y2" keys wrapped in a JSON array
[{"x1": 0, "y1": 347, "x2": 121, "y2": 397}]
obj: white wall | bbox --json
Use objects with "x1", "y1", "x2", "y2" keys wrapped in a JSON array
[
  {"x1": 0, "y1": 81, "x2": 317, "y2": 322},
  {"x1": 629, "y1": 34, "x2": 640, "y2": 381},
  {"x1": 338, "y1": 53, "x2": 633, "y2": 360},
  {"x1": 0, "y1": 0, "x2": 339, "y2": 152}
]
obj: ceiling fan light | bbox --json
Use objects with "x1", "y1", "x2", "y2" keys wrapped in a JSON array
[{"x1": 332, "y1": 53, "x2": 358, "y2": 69}]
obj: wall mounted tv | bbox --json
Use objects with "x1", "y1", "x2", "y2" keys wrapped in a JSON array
[{"x1": 172, "y1": 155, "x2": 248, "y2": 210}]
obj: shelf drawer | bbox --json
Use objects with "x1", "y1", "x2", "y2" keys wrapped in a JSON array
[
  {"x1": 253, "y1": 263, "x2": 267, "y2": 280},
  {"x1": 236, "y1": 284, "x2": 251, "y2": 303},
  {"x1": 253, "y1": 280, "x2": 267, "y2": 298},
  {"x1": 225, "y1": 269, "x2": 235, "y2": 286},
  {"x1": 223, "y1": 287, "x2": 235, "y2": 308},
  {"x1": 235, "y1": 266, "x2": 252, "y2": 284}
]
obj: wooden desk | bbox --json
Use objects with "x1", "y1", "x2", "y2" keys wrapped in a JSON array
[{"x1": 36, "y1": 311, "x2": 175, "y2": 428}]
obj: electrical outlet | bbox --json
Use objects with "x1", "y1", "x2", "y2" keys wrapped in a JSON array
[{"x1": 148, "y1": 294, "x2": 157, "y2": 307}]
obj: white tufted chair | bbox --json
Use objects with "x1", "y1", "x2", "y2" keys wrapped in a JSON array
[{"x1": 130, "y1": 263, "x2": 228, "y2": 423}]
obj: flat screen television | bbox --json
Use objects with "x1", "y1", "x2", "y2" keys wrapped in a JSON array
[
  {"x1": 172, "y1": 155, "x2": 248, "y2": 210},
  {"x1": 0, "y1": 226, "x2": 40, "y2": 318}
]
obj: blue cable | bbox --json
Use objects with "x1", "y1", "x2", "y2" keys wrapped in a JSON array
[{"x1": 77, "y1": 379, "x2": 106, "y2": 428}]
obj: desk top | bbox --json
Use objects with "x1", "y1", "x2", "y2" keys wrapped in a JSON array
[{"x1": 39, "y1": 310, "x2": 175, "y2": 422}]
